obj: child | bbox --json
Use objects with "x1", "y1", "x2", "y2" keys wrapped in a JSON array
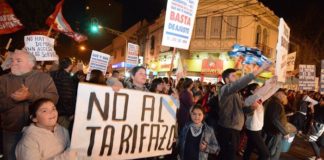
[
  {"x1": 15, "y1": 98, "x2": 76, "y2": 160},
  {"x1": 178, "y1": 105, "x2": 220, "y2": 160}
]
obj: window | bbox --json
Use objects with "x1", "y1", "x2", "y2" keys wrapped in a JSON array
[
  {"x1": 256, "y1": 25, "x2": 262, "y2": 44},
  {"x1": 262, "y1": 28, "x2": 268, "y2": 45},
  {"x1": 225, "y1": 16, "x2": 238, "y2": 38},
  {"x1": 150, "y1": 36, "x2": 155, "y2": 50},
  {"x1": 210, "y1": 16, "x2": 222, "y2": 38},
  {"x1": 195, "y1": 17, "x2": 207, "y2": 38}
]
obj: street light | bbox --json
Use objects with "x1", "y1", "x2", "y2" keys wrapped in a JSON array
[{"x1": 79, "y1": 45, "x2": 86, "y2": 51}]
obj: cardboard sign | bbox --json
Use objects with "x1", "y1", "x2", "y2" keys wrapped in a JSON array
[
  {"x1": 321, "y1": 60, "x2": 324, "y2": 94},
  {"x1": 71, "y1": 83, "x2": 179, "y2": 159},
  {"x1": 161, "y1": 0, "x2": 199, "y2": 49},
  {"x1": 88, "y1": 50, "x2": 110, "y2": 74},
  {"x1": 275, "y1": 18, "x2": 290, "y2": 82},
  {"x1": 24, "y1": 35, "x2": 58, "y2": 61},
  {"x1": 286, "y1": 52, "x2": 296, "y2": 72},
  {"x1": 126, "y1": 43, "x2": 139, "y2": 65},
  {"x1": 299, "y1": 65, "x2": 316, "y2": 91}
]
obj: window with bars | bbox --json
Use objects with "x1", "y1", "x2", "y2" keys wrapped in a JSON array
[
  {"x1": 225, "y1": 16, "x2": 238, "y2": 39},
  {"x1": 195, "y1": 17, "x2": 207, "y2": 38},
  {"x1": 210, "y1": 16, "x2": 222, "y2": 38}
]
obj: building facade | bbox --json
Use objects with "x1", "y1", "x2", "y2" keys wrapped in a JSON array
[{"x1": 102, "y1": 0, "x2": 279, "y2": 80}]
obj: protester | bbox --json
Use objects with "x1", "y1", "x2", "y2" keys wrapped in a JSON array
[
  {"x1": 217, "y1": 62, "x2": 271, "y2": 160},
  {"x1": 242, "y1": 76, "x2": 279, "y2": 160},
  {"x1": 149, "y1": 78, "x2": 164, "y2": 93},
  {"x1": 50, "y1": 57, "x2": 79, "y2": 130},
  {"x1": 177, "y1": 78, "x2": 194, "y2": 132},
  {"x1": 15, "y1": 98, "x2": 76, "y2": 160},
  {"x1": 307, "y1": 96, "x2": 324, "y2": 160},
  {"x1": 88, "y1": 69, "x2": 106, "y2": 85},
  {"x1": 264, "y1": 89, "x2": 290, "y2": 160},
  {"x1": 292, "y1": 94, "x2": 318, "y2": 135},
  {"x1": 0, "y1": 49, "x2": 58, "y2": 160},
  {"x1": 106, "y1": 70, "x2": 123, "y2": 87},
  {"x1": 178, "y1": 105, "x2": 220, "y2": 160},
  {"x1": 124, "y1": 66, "x2": 148, "y2": 91}
]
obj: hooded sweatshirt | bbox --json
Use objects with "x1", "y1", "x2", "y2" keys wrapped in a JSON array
[{"x1": 15, "y1": 124, "x2": 70, "y2": 160}]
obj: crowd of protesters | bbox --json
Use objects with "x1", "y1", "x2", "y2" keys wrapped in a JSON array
[{"x1": 0, "y1": 49, "x2": 323, "y2": 160}]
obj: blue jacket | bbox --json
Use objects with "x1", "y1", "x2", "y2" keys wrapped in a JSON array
[{"x1": 179, "y1": 122, "x2": 220, "y2": 160}]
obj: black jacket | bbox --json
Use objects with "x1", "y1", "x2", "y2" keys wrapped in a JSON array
[
  {"x1": 264, "y1": 97, "x2": 288, "y2": 135},
  {"x1": 50, "y1": 70, "x2": 79, "y2": 116}
]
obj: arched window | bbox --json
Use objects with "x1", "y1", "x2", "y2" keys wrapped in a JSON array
[
  {"x1": 150, "y1": 36, "x2": 155, "y2": 50},
  {"x1": 262, "y1": 28, "x2": 268, "y2": 45},
  {"x1": 256, "y1": 25, "x2": 262, "y2": 45}
]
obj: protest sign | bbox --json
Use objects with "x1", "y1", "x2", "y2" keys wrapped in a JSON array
[
  {"x1": 299, "y1": 65, "x2": 316, "y2": 91},
  {"x1": 321, "y1": 60, "x2": 324, "y2": 94},
  {"x1": 275, "y1": 18, "x2": 290, "y2": 82},
  {"x1": 161, "y1": 0, "x2": 199, "y2": 49},
  {"x1": 88, "y1": 50, "x2": 110, "y2": 75},
  {"x1": 24, "y1": 35, "x2": 58, "y2": 61},
  {"x1": 286, "y1": 52, "x2": 296, "y2": 72},
  {"x1": 126, "y1": 43, "x2": 139, "y2": 65},
  {"x1": 71, "y1": 83, "x2": 179, "y2": 159}
]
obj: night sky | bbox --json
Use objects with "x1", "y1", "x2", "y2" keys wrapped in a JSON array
[{"x1": 0, "y1": 0, "x2": 323, "y2": 64}]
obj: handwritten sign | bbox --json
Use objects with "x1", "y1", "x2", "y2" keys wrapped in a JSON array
[
  {"x1": 24, "y1": 35, "x2": 57, "y2": 61},
  {"x1": 275, "y1": 18, "x2": 290, "y2": 82},
  {"x1": 161, "y1": 0, "x2": 199, "y2": 49},
  {"x1": 299, "y1": 65, "x2": 316, "y2": 91},
  {"x1": 71, "y1": 83, "x2": 179, "y2": 159}
]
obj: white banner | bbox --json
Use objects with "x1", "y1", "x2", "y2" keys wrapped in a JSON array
[
  {"x1": 286, "y1": 52, "x2": 296, "y2": 72},
  {"x1": 275, "y1": 18, "x2": 290, "y2": 82},
  {"x1": 299, "y1": 65, "x2": 316, "y2": 91},
  {"x1": 321, "y1": 60, "x2": 324, "y2": 94},
  {"x1": 88, "y1": 50, "x2": 110, "y2": 74},
  {"x1": 161, "y1": 0, "x2": 199, "y2": 49},
  {"x1": 315, "y1": 77, "x2": 319, "y2": 92},
  {"x1": 71, "y1": 83, "x2": 179, "y2": 159},
  {"x1": 24, "y1": 35, "x2": 58, "y2": 61},
  {"x1": 126, "y1": 43, "x2": 139, "y2": 65}
]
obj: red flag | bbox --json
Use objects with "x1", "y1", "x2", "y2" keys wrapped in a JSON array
[
  {"x1": 0, "y1": 1, "x2": 23, "y2": 34},
  {"x1": 46, "y1": 0, "x2": 87, "y2": 42}
]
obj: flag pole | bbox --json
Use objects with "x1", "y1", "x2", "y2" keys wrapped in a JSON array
[
  {"x1": 5, "y1": 38, "x2": 12, "y2": 50},
  {"x1": 47, "y1": 24, "x2": 53, "y2": 37},
  {"x1": 168, "y1": 47, "x2": 177, "y2": 79}
]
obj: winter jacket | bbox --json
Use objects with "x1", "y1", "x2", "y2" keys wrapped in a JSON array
[
  {"x1": 264, "y1": 97, "x2": 288, "y2": 135},
  {"x1": 0, "y1": 71, "x2": 58, "y2": 132},
  {"x1": 179, "y1": 122, "x2": 220, "y2": 160},
  {"x1": 218, "y1": 73, "x2": 255, "y2": 131},
  {"x1": 50, "y1": 70, "x2": 79, "y2": 116},
  {"x1": 15, "y1": 124, "x2": 70, "y2": 160}
]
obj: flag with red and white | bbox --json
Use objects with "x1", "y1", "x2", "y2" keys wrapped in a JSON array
[
  {"x1": 46, "y1": 0, "x2": 87, "y2": 42},
  {"x1": 0, "y1": 1, "x2": 23, "y2": 34}
]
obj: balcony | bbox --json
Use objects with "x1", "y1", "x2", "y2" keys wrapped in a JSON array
[{"x1": 256, "y1": 43, "x2": 273, "y2": 57}]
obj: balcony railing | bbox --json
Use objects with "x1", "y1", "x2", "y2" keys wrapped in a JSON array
[{"x1": 256, "y1": 43, "x2": 273, "y2": 57}]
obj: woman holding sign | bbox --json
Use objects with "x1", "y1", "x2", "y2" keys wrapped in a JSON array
[{"x1": 179, "y1": 105, "x2": 220, "y2": 160}]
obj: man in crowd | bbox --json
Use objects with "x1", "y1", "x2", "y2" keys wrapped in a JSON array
[
  {"x1": 217, "y1": 62, "x2": 271, "y2": 160},
  {"x1": 0, "y1": 49, "x2": 58, "y2": 160},
  {"x1": 50, "y1": 57, "x2": 79, "y2": 130},
  {"x1": 264, "y1": 89, "x2": 290, "y2": 160}
]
